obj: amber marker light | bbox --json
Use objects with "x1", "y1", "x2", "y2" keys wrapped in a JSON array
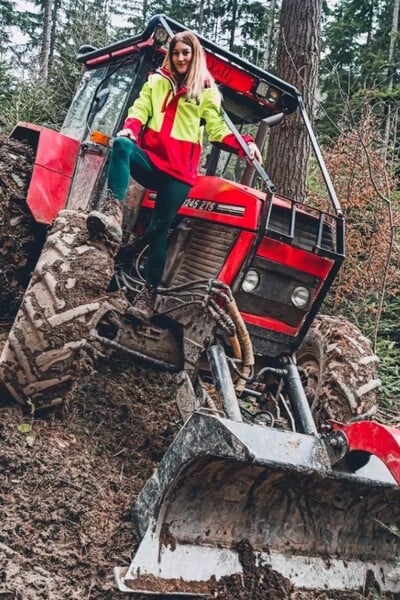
[{"x1": 91, "y1": 130, "x2": 111, "y2": 146}]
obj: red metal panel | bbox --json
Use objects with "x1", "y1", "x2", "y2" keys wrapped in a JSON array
[
  {"x1": 86, "y1": 37, "x2": 155, "y2": 66},
  {"x1": 141, "y1": 176, "x2": 264, "y2": 230},
  {"x1": 17, "y1": 124, "x2": 80, "y2": 224},
  {"x1": 240, "y1": 238, "x2": 334, "y2": 334},
  {"x1": 256, "y1": 237, "x2": 334, "y2": 278},
  {"x1": 27, "y1": 165, "x2": 74, "y2": 224},
  {"x1": 34, "y1": 127, "x2": 79, "y2": 177},
  {"x1": 206, "y1": 54, "x2": 256, "y2": 95},
  {"x1": 218, "y1": 231, "x2": 255, "y2": 285},
  {"x1": 241, "y1": 312, "x2": 299, "y2": 336},
  {"x1": 331, "y1": 421, "x2": 400, "y2": 485}
]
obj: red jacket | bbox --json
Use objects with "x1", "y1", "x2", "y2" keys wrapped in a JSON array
[{"x1": 123, "y1": 68, "x2": 253, "y2": 185}]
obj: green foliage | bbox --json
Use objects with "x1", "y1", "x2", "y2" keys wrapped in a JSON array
[
  {"x1": 376, "y1": 336, "x2": 400, "y2": 411},
  {"x1": 0, "y1": 0, "x2": 279, "y2": 129},
  {"x1": 0, "y1": 78, "x2": 66, "y2": 131},
  {"x1": 0, "y1": 0, "x2": 117, "y2": 131},
  {"x1": 365, "y1": 85, "x2": 400, "y2": 102},
  {"x1": 109, "y1": 0, "x2": 146, "y2": 34},
  {"x1": 364, "y1": 300, "x2": 400, "y2": 413},
  {"x1": 49, "y1": 0, "x2": 112, "y2": 123},
  {"x1": 230, "y1": 1, "x2": 272, "y2": 65},
  {"x1": 319, "y1": 0, "x2": 396, "y2": 143},
  {"x1": 0, "y1": 59, "x2": 14, "y2": 100},
  {"x1": 0, "y1": 0, "x2": 15, "y2": 45}
]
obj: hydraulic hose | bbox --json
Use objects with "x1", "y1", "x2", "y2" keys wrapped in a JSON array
[
  {"x1": 228, "y1": 334, "x2": 243, "y2": 364},
  {"x1": 226, "y1": 297, "x2": 254, "y2": 394}
]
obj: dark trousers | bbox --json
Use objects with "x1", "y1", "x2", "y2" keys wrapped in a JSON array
[{"x1": 108, "y1": 136, "x2": 191, "y2": 287}]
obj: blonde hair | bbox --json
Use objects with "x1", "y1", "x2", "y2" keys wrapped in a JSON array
[{"x1": 162, "y1": 31, "x2": 216, "y2": 100}]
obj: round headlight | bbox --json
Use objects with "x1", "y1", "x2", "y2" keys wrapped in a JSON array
[
  {"x1": 241, "y1": 269, "x2": 260, "y2": 293},
  {"x1": 291, "y1": 286, "x2": 311, "y2": 308}
]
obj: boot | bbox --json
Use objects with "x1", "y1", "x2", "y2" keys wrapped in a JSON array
[
  {"x1": 87, "y1": 193, "x2": 123, "y2": 245},
  {"x1": 129, "y1": 284, "x2": 157, "y2": 321}
]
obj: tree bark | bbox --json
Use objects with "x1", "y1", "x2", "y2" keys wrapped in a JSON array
[
  {"x1": 48, "y1": 0, "x2": 61, "y2": 76},
  {"x1": 265, "y1": 0, "x2": 322, "y2": 201},
  {"x1": 263, "y1": 0, "x2": 277, "y2": 68},
  {"x1": 383, "y1": 0, "x2": 399, "y2": 165},
  {"x1": 142, "y1": 0, "x2": 148, "y2": 27},
  {"x1": 229, "y1": 0, "x2": 238, "y2": 51},
  {"x1": 38, "y1": 0, "x2": 55, "y2": 81},
  {"x1": 197, "y1": 0, "x2": 205, "y2": 34}
]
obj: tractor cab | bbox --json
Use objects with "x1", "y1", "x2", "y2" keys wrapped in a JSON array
[
  {"x1": 63, "y1": 15, "x2": 297, "y2": 148},
  {"x1": 62, "y1": 15, "x2": 300, "y2": 203},
  {"x1": 62, "y1": 14, "x2": 333, "y2": 198}
]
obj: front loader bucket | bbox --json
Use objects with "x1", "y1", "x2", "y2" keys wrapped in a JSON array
[{"x1": 115, "y1": 413, "x2": 400, "y2": 596}]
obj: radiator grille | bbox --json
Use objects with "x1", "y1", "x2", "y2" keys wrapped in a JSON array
[{"x1": 164, "y1": 220, "x2": 239, "y2": 286}]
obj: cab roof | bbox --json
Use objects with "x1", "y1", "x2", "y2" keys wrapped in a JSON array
[{"x1": 76, "y1": 14, "x2": 300, "y2": 121}]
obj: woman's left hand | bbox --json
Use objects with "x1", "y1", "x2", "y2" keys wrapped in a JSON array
[{"x1": 247, "y1": 142, "x2": 263, "y2": 164}]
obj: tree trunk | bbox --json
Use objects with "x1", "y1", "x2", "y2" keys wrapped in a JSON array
[
  {"x1": 265, "y1": 0, "x2": 322, "y2": 201},
  {"x1": 48, "y1": 0, "x2": 61, "y2": 76},
  {"x1": 263, "y1": 0, "x2": 277, "y2": 68},
  {"x1": 38, "y1": 0, "x2": 55, "y2": 81},
  {"x1": 383, "y1": 0, "x2": 399, "y2": 165},
  {"x1": 197, "y1": 0, "x2": 205, "y2": 34},
  {"x1": 229, "y1": 0, "x2": 238, "y2": 51},
  {"x1": 142, "y1": 0, "x2": 148, "y2": 27}
]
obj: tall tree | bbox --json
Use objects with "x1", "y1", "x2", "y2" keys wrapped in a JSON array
[
  {"x1": 383, "y1": 0, "x2": 399, "y2": 163},
  {"x1": 111, "y1": 0, "x2": 146, "y2": 35},
  {"x1": 239, "y1": 1, "x2": 273, "y2": 65},
  {"x1": 38, "y1": 0, "x2": 55, "y2": 81},
  {"x1": 265, "y1": 0, "x2": 322, "y2": 200},
  {"x1": 263, "y1": 0, "x2": 277, "y2": 68}
]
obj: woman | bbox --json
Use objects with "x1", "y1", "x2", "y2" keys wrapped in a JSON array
[{"x1": 87, "y1": 30, "x2": 262, "y2": 319}]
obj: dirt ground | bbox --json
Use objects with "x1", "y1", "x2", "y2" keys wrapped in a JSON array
[{"x1": 0, "y1": 326, "x2": 398, "y2": 600}]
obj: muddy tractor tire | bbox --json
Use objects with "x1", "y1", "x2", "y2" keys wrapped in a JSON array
[
  {"x1": 0, "y1": 136, "x2": 38, "y2": 318},
  {"x1": 296, "y1": 315, "x2": 380, "y2": 427},
  {"x1": 0, "y1": 210, "x2": 115, "y2": 410}
]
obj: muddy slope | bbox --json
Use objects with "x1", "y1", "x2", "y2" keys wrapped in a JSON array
[
  {"x1": 0, "y1": 344, "x2": 181, "y2": 599},
  {"x1": 0, "y1": 331, "x2": 397, "y2": 599}
]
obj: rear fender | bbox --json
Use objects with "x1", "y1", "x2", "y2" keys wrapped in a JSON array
[{"x1": 10, "y1": 122, "x2": 80, "y2": 224}]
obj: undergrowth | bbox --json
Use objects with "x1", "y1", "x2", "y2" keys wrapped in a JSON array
[{"x1": 314, "y1": 110, "x2": 400, "y2": 419}]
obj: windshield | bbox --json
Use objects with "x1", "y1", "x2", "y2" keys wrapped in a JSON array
[
  {"x1": 62, "y1": 68, "x2": 106, "y2": 140},
  {"x1": 62, "y1": 61, "x2": 140, "y2": 142}
]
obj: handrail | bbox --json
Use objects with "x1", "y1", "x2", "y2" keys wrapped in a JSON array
[{"x1": 221, "y1": 109, "x2": 275, "y2": 194}]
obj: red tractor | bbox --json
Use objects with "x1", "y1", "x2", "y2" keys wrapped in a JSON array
[{"x1": 0, "y1": 15, "x2": 399, "y2": 595}]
